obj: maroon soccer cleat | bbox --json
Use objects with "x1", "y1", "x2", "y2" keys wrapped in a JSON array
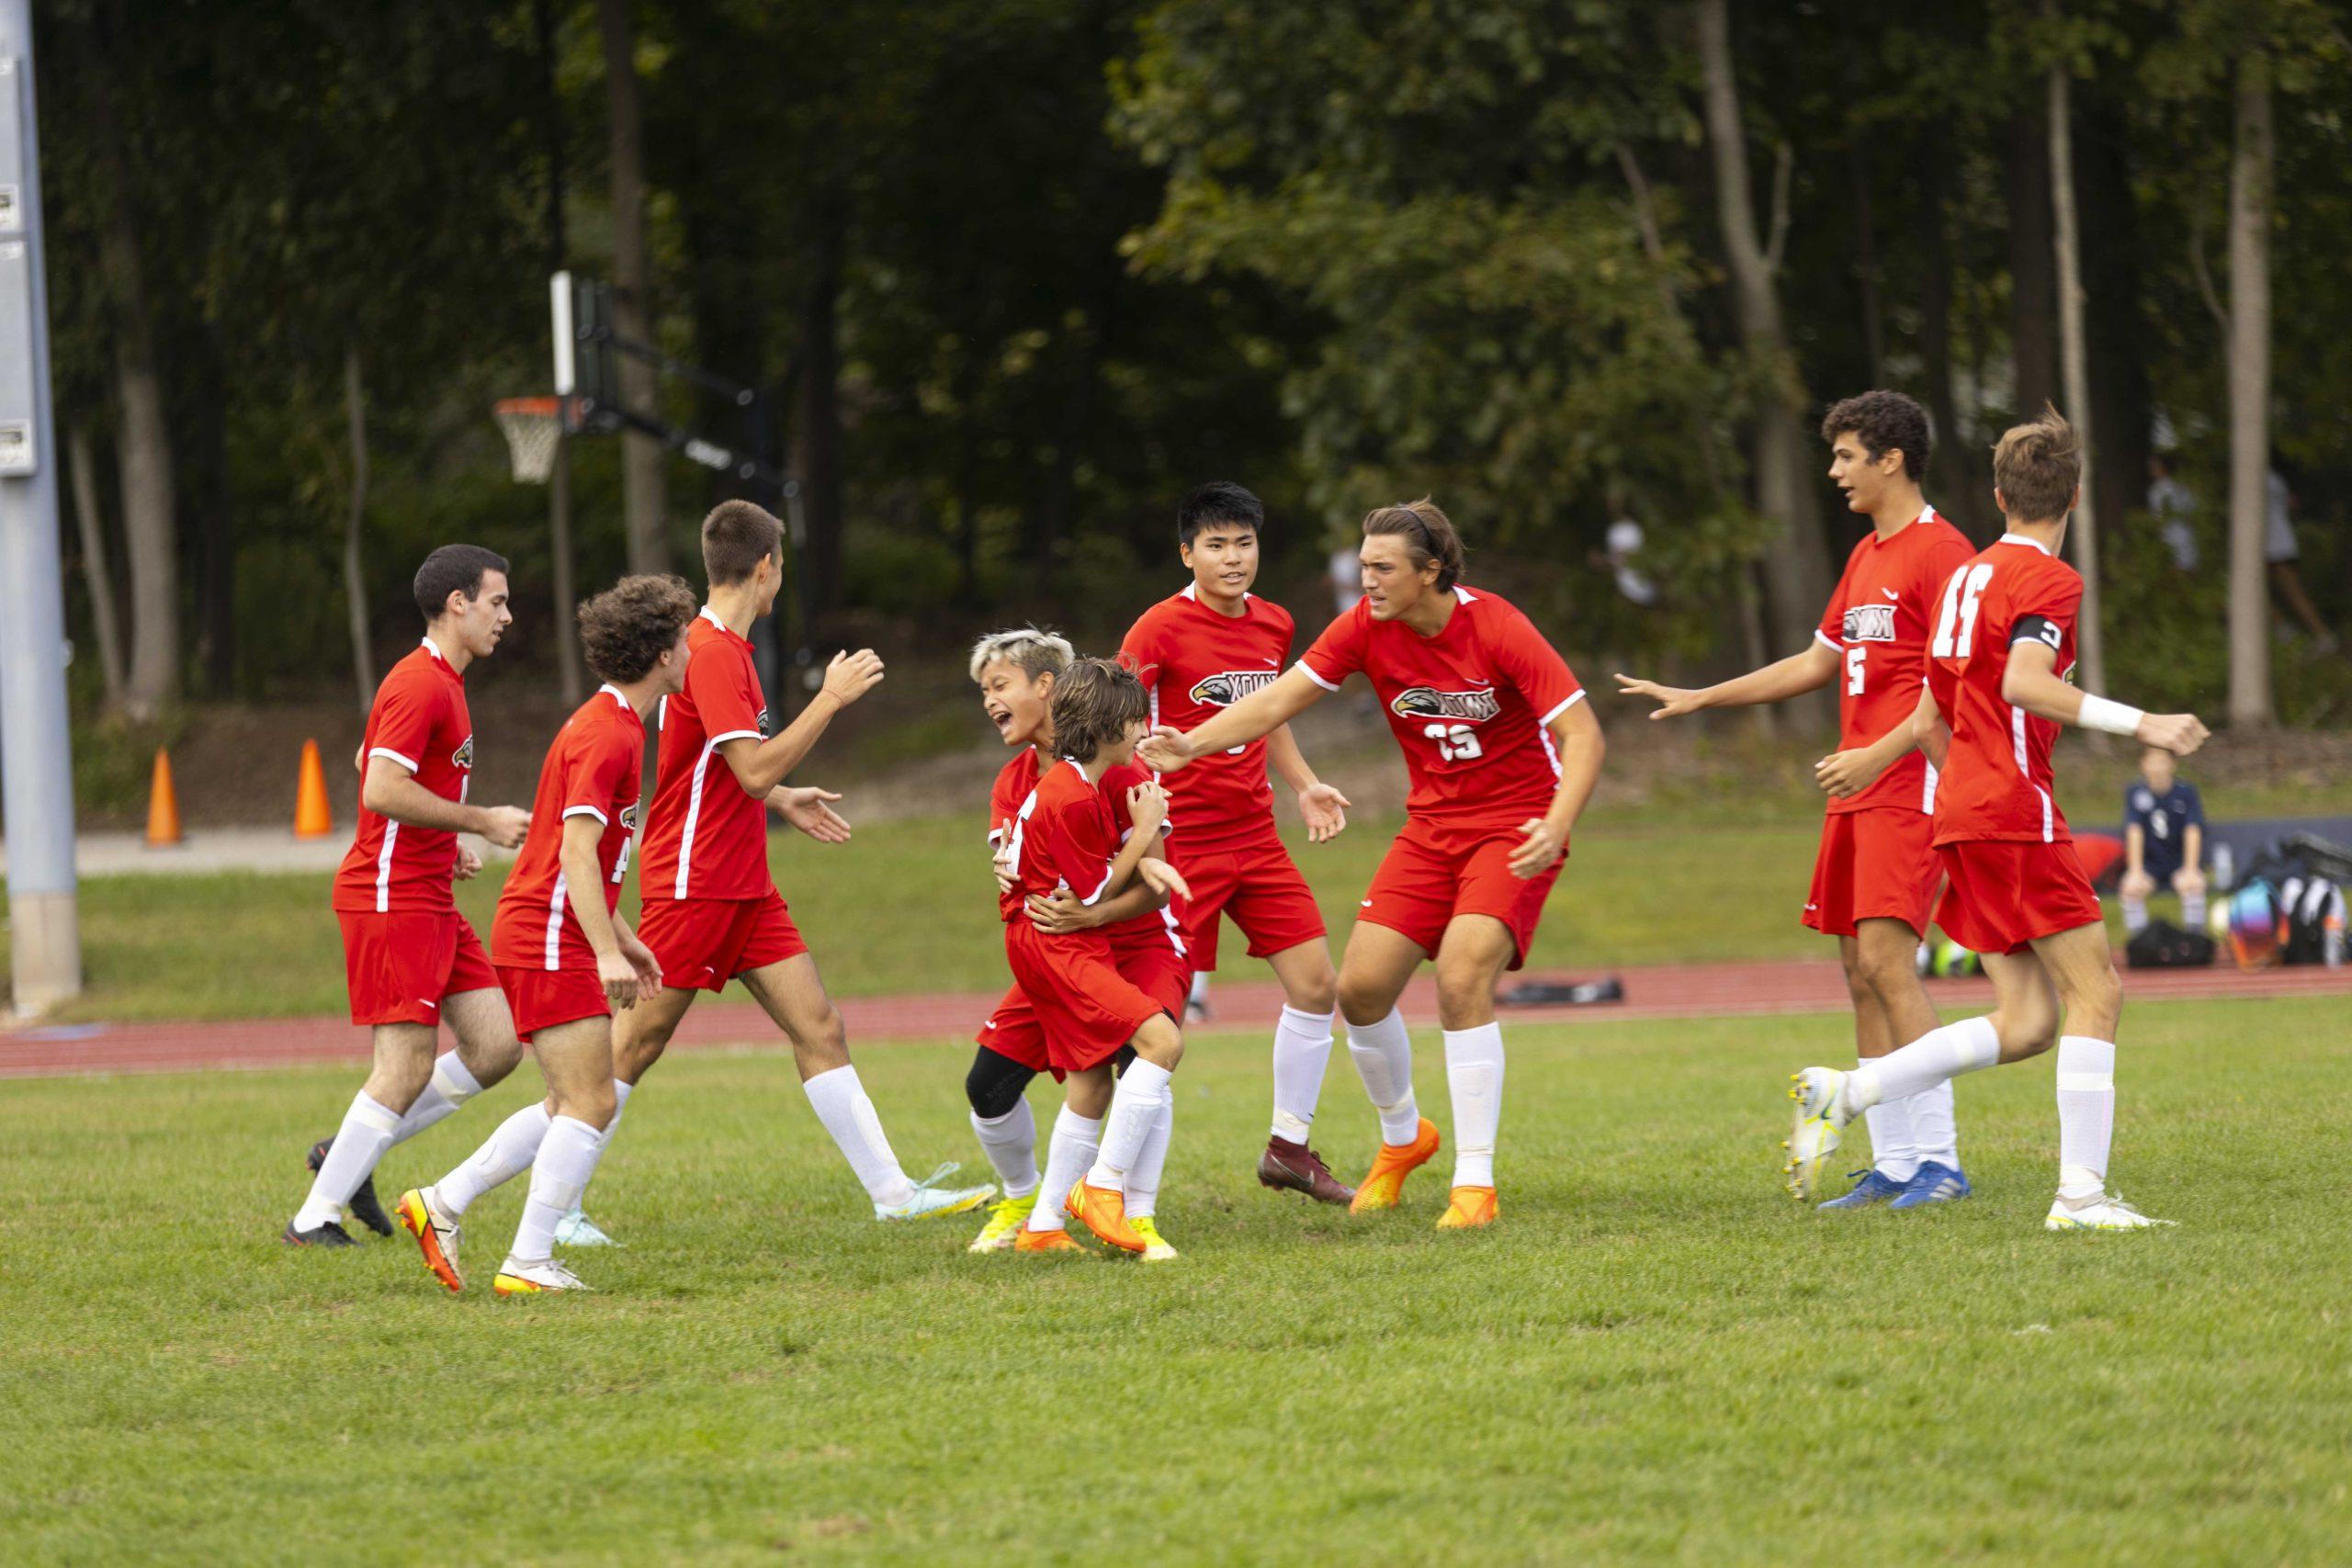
[{"x1": 1256, "y1": 1138, "x2": 1356, "y2": 1205}]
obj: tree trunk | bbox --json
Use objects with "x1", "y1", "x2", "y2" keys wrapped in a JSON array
[
  {"x1": 66, "y1": 426, "x2": 128, "y2": 710},
  {"x1": 548, "y1": 440, "x2": 584, "y2": 704},
  {"x1": 2078, "y1": 96, "x2": 2152, "y2": 558},
  {"x1": 1694, "y1": 0, "x2": 1832, "y2": 725},
  {"x1": 190, "y1": 321, "x2": 236, "y2": 694},
  {"x1": 2006, "y1": 103, "x2": 2058, "y2": 418},
  {"x1": 344, "y1": 346, "x2": 375, "y2": 711},
  {"x1": 787, "y1": 199, "x2": 845, "y2": 636},
  {"x1": 2226, "y1": 51, "x2": 2274, "y2": 727},
  {"x1": 1915, "y1": 130, "x2": 1982, "y2": 538},
  {"x1": 600, "y1": 0, "x2": 667, "y2": 574},
  {"x1": 2048, "y1": 61, "x2": 2108, "y2": 702}
]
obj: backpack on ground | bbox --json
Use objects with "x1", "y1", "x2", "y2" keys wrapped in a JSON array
[{"x1": 2124, "y1": 919, "x2": 2214, "y2": 970}]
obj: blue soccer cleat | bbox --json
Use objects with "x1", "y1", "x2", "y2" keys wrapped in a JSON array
[
  {"x1": 1889, "y1": 1161, "x2": 1972, "y2": 1210},
  {"x1": 1818, "y1": 1168, "x2": 1907, "y2": 1211}
]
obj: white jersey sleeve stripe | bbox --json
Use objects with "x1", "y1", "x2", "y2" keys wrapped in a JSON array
[
  {"x1": 1295, "y1": 660, "x2": 1342, "y2": 693},
  {"x1": 368, "y1": 746, "x2": 421, "y2": 773},
  {"x1": 1538, "y1": 690, "x2": 1587, "y2": 727}
]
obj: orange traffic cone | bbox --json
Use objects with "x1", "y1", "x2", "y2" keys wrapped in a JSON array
[
  {"x1": 293, "y1": 739, "x2": 334, "y2": 840},
  {"x1": 145, "y1": 748, "x2": 182, "y2": 847}
]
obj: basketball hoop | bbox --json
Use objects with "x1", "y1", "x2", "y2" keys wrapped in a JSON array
[{"x1": 493, "y1": 397, "x2": 569, "y2": 483}]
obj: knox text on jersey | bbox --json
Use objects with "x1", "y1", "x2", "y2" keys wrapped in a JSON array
[
  {"x1": 1188, "y1": 670, "x2": 1281, "y2": 707},
  {"x1": 1389, "y1": 685, "x2": 1502, "y2": 724}
]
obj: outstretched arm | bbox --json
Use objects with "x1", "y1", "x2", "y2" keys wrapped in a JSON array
[
  {"x1": 1139, "y1": 665, "x2": 1325, "y2": 772},
  {"x1": 1265, "y1": 723, "x2": 1350, "y2": 842},
  {"x1": 2002, "y1": 643, "x2": 2209, "y2": 755},
  {"x1": 718, "y1": 650, "x2": 885, "y2": 799},
  {"x1": 1614, "y1": 639, "x2": 1839, "y2": 719},
  {"x1": 362, "y1": 758, "x2": 530, "y2": 847}
]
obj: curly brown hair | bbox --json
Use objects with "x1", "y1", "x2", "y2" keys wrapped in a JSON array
[
  {"x1": 1820, "y1": 390, "x2": 1930, "y2": 479},
  {"x1": 578, "y1": 573, "x2": 699, "y2": 685},
  {"x1": 1048, "y1": 656, "x2": 1149, "y2": 764}
]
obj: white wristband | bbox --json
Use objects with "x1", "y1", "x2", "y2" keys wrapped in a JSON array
[{"x1": 2077, "y1": 694, "x2": 2145, "y2": 738}]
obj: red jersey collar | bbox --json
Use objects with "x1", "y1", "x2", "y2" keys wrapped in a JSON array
[
  {"x1": 1996, "y1": 532, "x2": 2054, "y2": 557},
  {"x1": 419, "y1": 635, "x2": 464, "y2": 682}
]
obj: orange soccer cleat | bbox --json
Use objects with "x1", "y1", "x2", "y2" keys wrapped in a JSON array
[
  {"x1": 1063, "y1": 1179, "x2": 1147, "y2": 1253},
  {"x1": 1012, "y1": 1226, "x2": 1082, "y2": 1254},
  {"x1": 1348, "y1": 1118, "x2": 1442, "y2": 1214},
  {"x1": 1435, "y1": 1185, "x2": 1498, "y2": 1230}
]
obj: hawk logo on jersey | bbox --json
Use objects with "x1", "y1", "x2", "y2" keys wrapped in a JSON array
[
  {"x1": 619, "y1": 802, "x2": 641, "y2": 832},
  {"x1": 1841, "y1": 604, "x2": 1897, "y2": 644},
  {"x1": 1390, "y1": 686, "x2": 1501, "y2": 724},
  {"x1": 452, "y1": 736, "x2": 475, "y2": 770},
  {"x1": 1189, "y1": 670, "x2": 1281, "y2": 707},
  {"x1": 755, "y1": 707, "x2": 772, "y2": 739}
]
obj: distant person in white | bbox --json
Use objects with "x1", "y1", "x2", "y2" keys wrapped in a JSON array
[
  {"x1": 1604, "y1": 519, "x2": 1659, "y2": 608},
  {"x1": 2267, "y1": 468, "x2": 2338, "y2": 652},
  {"x1": 2146, "y1": 453, "x2": 2197, "y2": 571}
]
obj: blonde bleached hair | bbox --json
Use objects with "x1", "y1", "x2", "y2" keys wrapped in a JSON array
[{"x1": 967, "y1": 626, "x2": 1075, "y2": 684}]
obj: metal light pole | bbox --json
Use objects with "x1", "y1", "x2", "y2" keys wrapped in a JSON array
[{"x1": 0, "y1": 0, "x2": 82, "y2": 1014}]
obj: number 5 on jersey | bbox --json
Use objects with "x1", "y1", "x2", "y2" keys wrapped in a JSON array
[{"x1": 1931, "y1": 562, "x2": 1996, "y2": 659}]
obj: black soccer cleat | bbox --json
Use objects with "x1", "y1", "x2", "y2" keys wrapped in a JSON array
[
  {"x1": 281, "y1": 1218, "x2": 357, "y2": 1247},
  {"x1": 306, "y1": 1134, "x2": 394, "y2": 1237}
]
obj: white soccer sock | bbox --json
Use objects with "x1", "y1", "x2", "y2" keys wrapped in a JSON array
[
  {"x1": 1188, "y1": 970, "x2": 1210, "y2": 1007},
  {"x1": 1442, "y1": 1023, "x2": 1505, "y2": 1189},
  {"x1": 970, "y1": 1100, "x2": 1041, "y2": 1201},
  {"x1": 390, "y1": 1054, "x2": 484, "y2": 1145},
  {"x1": 1907, "y1": 1078, "x2": 1960, "y2": 1171},
  {"x1": 1025, "y1": 1107, "x2": 1102, "y2": 1233},
  {"x1": 1347, "y1": 1009, "x2": 1420, "y2": 1146},
  {"x1": 1125, "y1": 1098, "x2": 1173, "y2": 1220},
  {"x1": 2181, "y1": 889, "x2": 2208, "y2": 930},
  {"x1": 1087, "y1": 1059, "x2": 1172, "y2": 1189},
  {"x1": 1860, "y1": 1095, "x2": 1919, "y2": 1183},
  {"x1": 1270, "y1": 1005, "x2": 1336, "y2": 1145},
  {"x1": 2054, "y1": 1035, "x2": 2116, "y2": 1202},
  {"x1": 435, "y1": 1101, "x2": 552, "y2": 1217},
  {"x1": 2121, "y1": 896, "x2": 2150, "y2": 934},
  {"x1": 601, "y1": 1079, "x2": 631, "y2": 1147},
  {"x1": 292, "y1": 1091, "x2": 403, "y2": 1230},
  {"x1": 1849, "y1": 1016, "x2": 2000, "y2": 1109},
  {"x1": 802, "y1": 1065, "x2": 915, "y2": 1208},
  {"x1": 509, "y1": 1114, "x2": 605, "y2": 1267}
]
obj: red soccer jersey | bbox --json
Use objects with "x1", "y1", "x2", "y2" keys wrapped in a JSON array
[
  {"x1": 1814, "y1": 506, "x2": 1978, "y2": 816},
  {"x1": 639, "y1": 609, "x2": 772, "y2": 903},
  {"x1": 1121, "y1": 586, "x2": 1292, "y2": 853},
  {"x1": 989, "y1": 749, "x2": 1182, "y2": 957},
  {"x1": 1299, "y1": 587, "x2": 1583, "y2": 826},
  {"x1": 333, "y1": 639, "x2": 474, "y2": 915},
  {"x1": 1926, "y1": 535, "x2": 2081, "y2": 846},
  {"x1": 492, "y1": 685, "x2": 646, "y2": 972}
]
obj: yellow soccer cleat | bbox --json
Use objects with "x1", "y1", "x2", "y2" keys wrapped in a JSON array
[
  {"x1": 1130, "y1": 1215, "x2": 1179, "y2": 1262},
  {"x1": 968, "y1": 1191, "x2": 1040, "y2": 1253},
  {"x1": 1064, "y1": 1179, "x2": 1146, "y2": 1253},
  {"x1": 1349, "y1": 1118, "x2": 1442, "y2": 1214},
  {"x1": 1783, "y1": 1067, "x2": 1859, "y2": 1202},
  {"x1": 492, "y1": 1258, "x2": 591, "y2": 1297},
  {"x1": 1012, "y1": 1225, "x2": 1082, "y2": 1254},
  {"x1": 395, "y1": 1187, "x2": 463, "y2": 1293},
  {"x1": 1435, "y1": 1185, "x2": 1498, "y2": 1230}
]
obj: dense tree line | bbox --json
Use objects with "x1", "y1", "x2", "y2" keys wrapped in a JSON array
[{"x1": 40, "y1": 0, "x2": 2352, "y2": 729}]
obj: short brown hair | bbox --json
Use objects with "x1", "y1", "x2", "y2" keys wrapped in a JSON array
[
  {"x1": 1363, "y1": 498, "x2": 1465, "y2": 592},
  {"x1": 1821, "y1": 390, "x2": 1930, "y2": 479},
  {"x1": 578, "y1": 573, "x2": 699, "y2": 685},
  {"x1": 1049, "y1": 657, "x2": 1148, "y2": 764},
  {"x1": 1991, "y1": 405, "x2": 2081, "y2": 525},
  {"x1": 702, "y1": 501, "x2": 785, "y2": 588}
]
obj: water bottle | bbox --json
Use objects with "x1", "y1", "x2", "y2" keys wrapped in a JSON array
[{"x1": 2211, "y1": 842, "x2": 2234, "y2": 893}]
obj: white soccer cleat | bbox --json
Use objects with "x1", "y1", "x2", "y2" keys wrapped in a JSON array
[
  {"x1": 2044, "y1": 1191, "x2": 2175, "y2": 1232},
  {"x1": 1782, "y1": 1067, "x2": 1860, "y2": 1201},
  {"x1": 493, "y1": 1257, "x2": 593, "y2": 1296},
  {"x1": 876, "y1": 1161, "x2": 996, "y2": 1223},
  {"x1": 554, "y1": 1207, "x2": 620, "y2": 1248}
]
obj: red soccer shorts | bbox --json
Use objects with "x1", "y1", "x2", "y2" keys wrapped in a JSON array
[
  {"x1": 1171, "y1": 833, "x2": 1327, "y2": 973},
  {"x1": 977, "y1": 940, "x2": 1189, "y2": 1079},
  {"x1": 1934, "y1": 839, "x2": 2105, "y2": 955},
  {"x1": 337, "y1": 909, "x2": 499, "y2": 1028},
  {"x1": 634, "y1": 891, "x2": 808, "y2": 993},
  {"x1": 1001, "y1": 923, "x2": 1169, "y2": 1075},
  {"x1": 494, "y1": 964, "x2": 609, "y2": 1043},
  {"x1": 1358, "y1": 815, "x2": 1565, "y2": 969},
  {"x1": 1803, "y1": 807, "x2": 1940, "y2": 938}
]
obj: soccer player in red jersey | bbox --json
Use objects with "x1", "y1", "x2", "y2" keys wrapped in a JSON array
[
  {"x1": 963, "y1": 628, "x2": 1191, "y2": 1258},
  {"x1": 392, "y1": 575, "x2": 693, "y2": 1295},
  {"x1": 1120, "y1": 482, "x2": 1363, "y2": 1204},
  {"x1": 612, "y1": 502, "x2": 992, "y2": 1222},
  {"x1": 1142, "y1": 501, "x2": 1605, "y2": 1230},
  {"x1": 286, "y1": 546, "x2": 535, "y2": 1247},
  {"x1": 1785, "y1": 409, "x2": 2208, "y2": 1230},
  {"x1": 1618, "y1": 391, "x2": 1981, "y2": 1210},
  {"x1": 999, "y1": 659, "x2": 1190, "y2": 1255}
]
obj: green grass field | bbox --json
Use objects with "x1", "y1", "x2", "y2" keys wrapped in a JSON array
[{"x1": 4, "y1": 995, "x2": 2346, "y2": 1564}]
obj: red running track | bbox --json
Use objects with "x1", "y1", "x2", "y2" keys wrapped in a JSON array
[{"x1": 4, "y1": 959, "x2": 2346, "y2": 1081}]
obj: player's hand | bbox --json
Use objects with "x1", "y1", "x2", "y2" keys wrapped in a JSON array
[
  {"x1": 1508, "y1": 818, "x2": 1566, "y2": 878},
  {"x1": 2136, "y1": 712, "x2": 2210, "y2": 757},
  {"x1": 453, "y1": 844, "x2": 483, "y2": 881},
  {"x1": 1297, "y1": 783, "x2": 1351, "y2": 843},
  {"x1": 820, "y1": 649, "x2": 886, "y2": 708},
  {"x1": 2174, "y1": 866, "x2": 2207, "y2": 897},
  {"x1": 770, "y1": 785, "x2": 851, "y2": 843},
  {"x1": 618, "y1": 930, "x2": 664, "y2": 1001},
  {"x1": 1138, "y1": 856, "x2": 1193, "y2": 903},
  {"x1": 1813, "y1": 748, "x2": 1887, "y2": 799},
  {"x1": 1127, "y1": 779, "x2": 1170, "y2": 837},
  {"x1": 1025, "y1": 889, "x2": 1101, "y2": 934},
  {"x1": 2120, "y1": 869, "x2": 2156, "y2": 899},
  {"x1": 1136, "y1": 726, "x2": 1196, "y2": 773},
  {"x1": 1613, "y1": 673, "x2": 1706, "y2": 720},
  {"x1": 596, "y1": 949, "x2": 642, "y2": 1010},
  {"x1": 480, "y1": 805, "x2": 530, "y2": 849}
]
